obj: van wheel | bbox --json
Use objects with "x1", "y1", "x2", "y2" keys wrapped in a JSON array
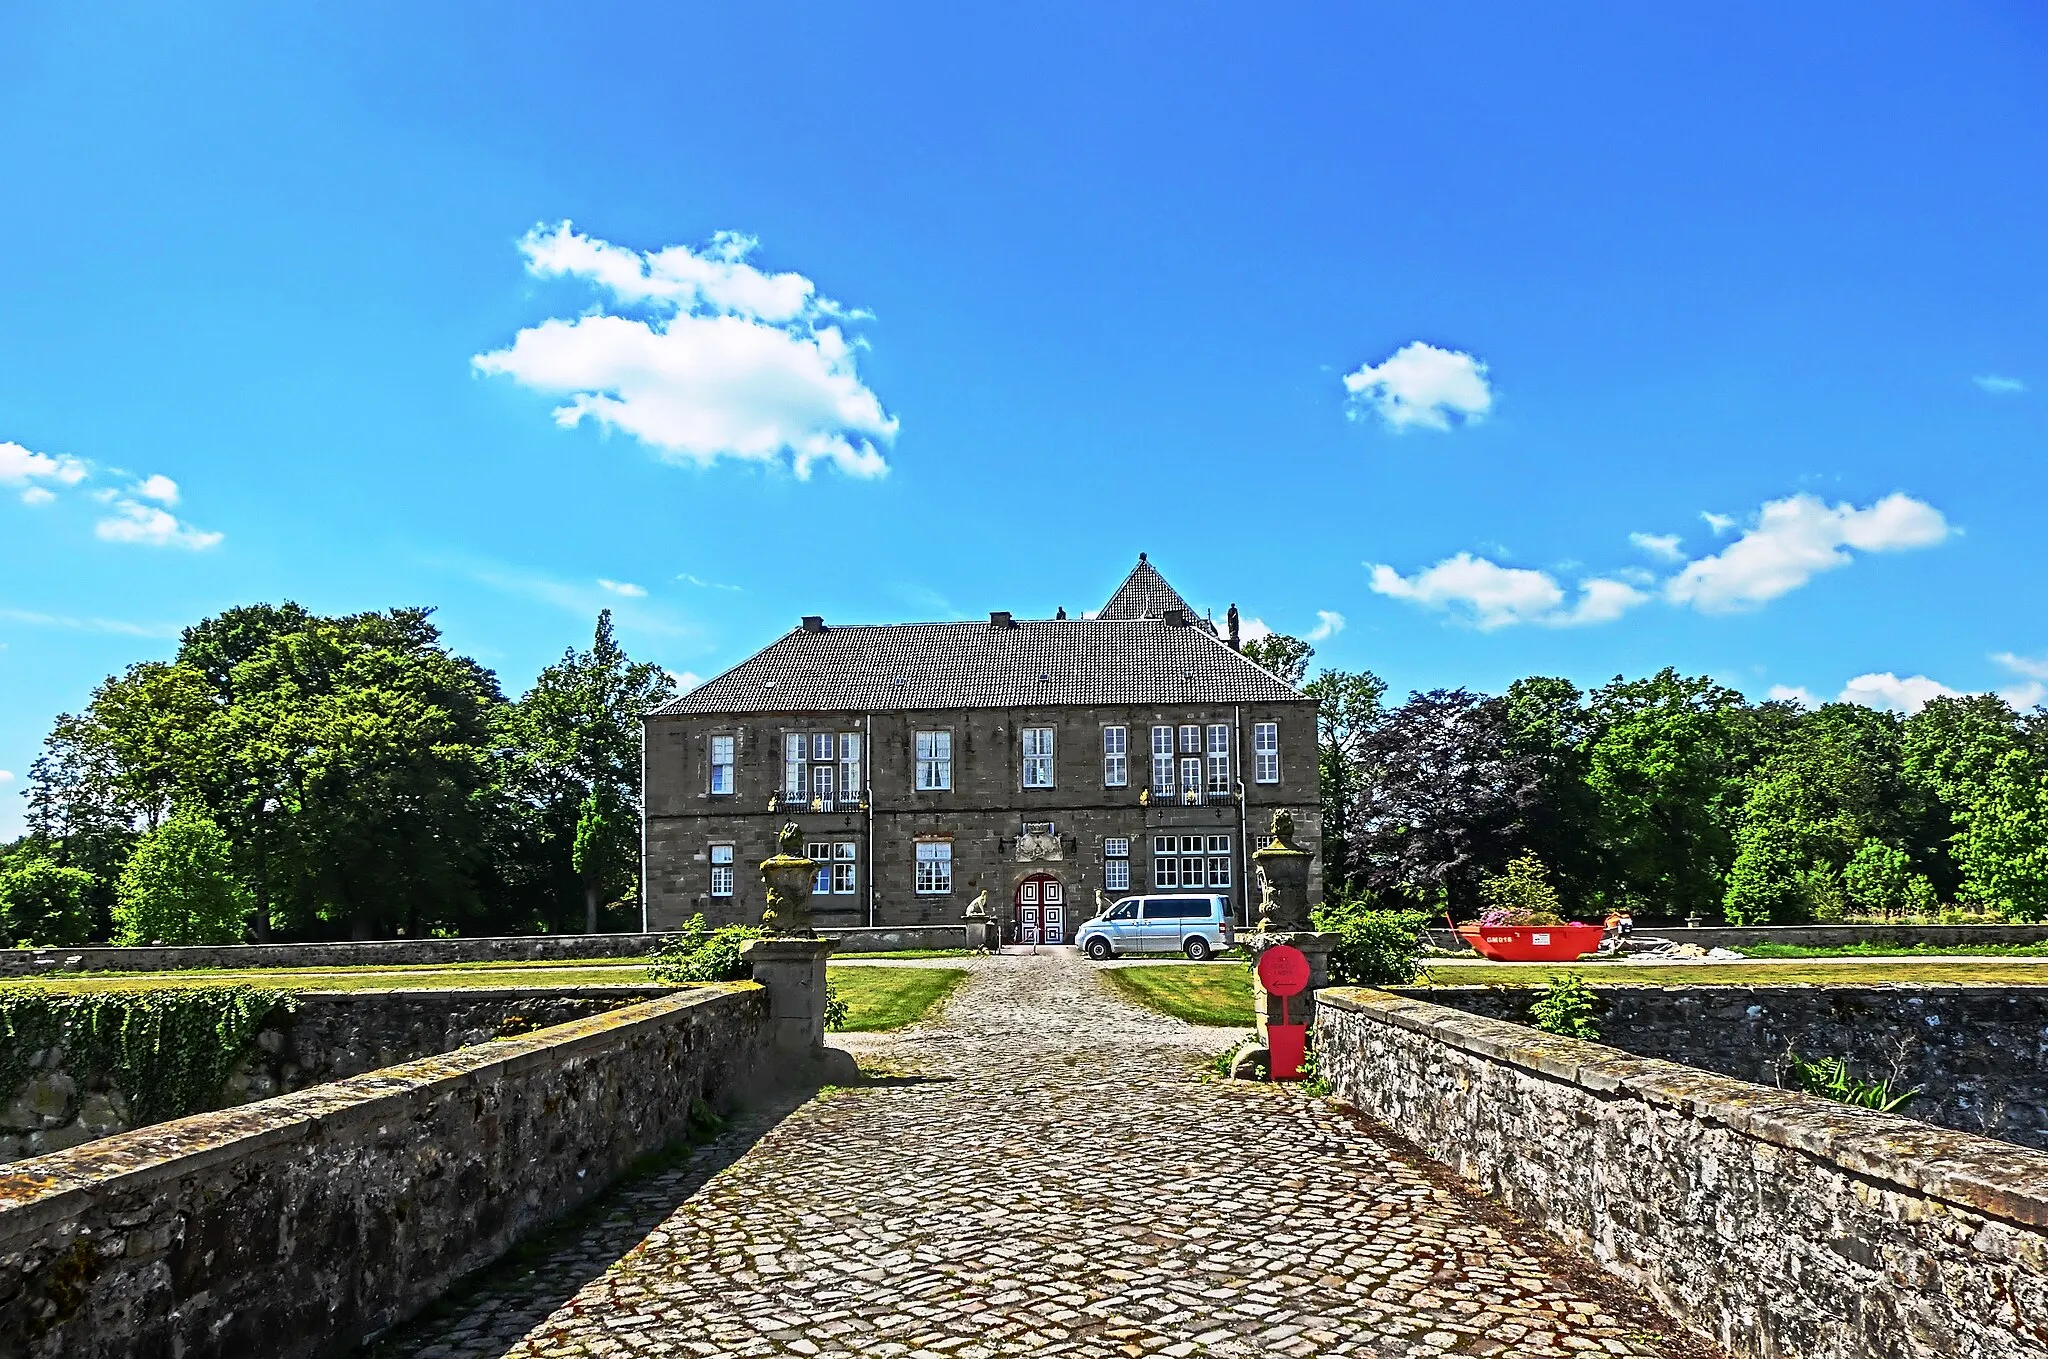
[
  {"x1": 1184, "y1": 937, "x2": 1212, "y2": 962},
  {"x1": 1085, "y1": 938, "x2": 1114, "y2": 961}
]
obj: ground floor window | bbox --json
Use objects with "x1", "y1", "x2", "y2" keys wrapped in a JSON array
[
  {"x1": 808, "y1": 840, "x2": 859, "y2": 894},
  {"x1": 1153, "y1": 833, "x2": 1229, "y2": 889},
  {"x1": 1104, "y1": 836, "x2": 1130, "y2": 892},
  {"x1": 709, "y1": 843, "x2": 734, "y2": 898},
  {"x1": 915, "y1": 840, "x2": 953, "y2": 894}
]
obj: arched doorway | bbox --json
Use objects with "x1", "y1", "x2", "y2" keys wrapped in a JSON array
[{"x1": 1014, "y1": 873, "x2": 1067, "y2": 945}]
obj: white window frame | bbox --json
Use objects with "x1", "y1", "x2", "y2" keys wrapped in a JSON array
[
  {"x1": 1151, "y1": 725, "x2": 1175, "y2": 795},
  {"x1": 811, "y1": 733, "x2": 833, "y2": 762},
  {"x1": 916, "y1": 730, "x2": 953, "y2": 791},
  {"x1": 1206, "y1": 725, "x2": 1230, "y2": 795},
  {"x1": 832, "y1": 841, "x2": 857, "y2": 894},
  {"x1": 1152, "y1": 833, "x2": 1179, "y2": 889},
  {"x1": 839, "y1": 733, "x2": 862, "y2": 805},
  {"x1": 915, "y1": 840, "x2": 953, "y2": 894},
  {"x1": 1022, "y1": 726, "x2": 1055, "y2": 788},
  {"x1": 807, "y1": 840, "x2": 833, "y2": 895},
  {"x1": 1105, "y1": 836, "x2": 1131, "y2": 858},
  {"x1": 1105, "y1": 859, "x2": 1129, "y2": 893},
  {"x1": 1102, "y1": 726, "x2": 1127, "y2": 787},
  {"x1": 709, "y1": 735, "x2": 735, "y2": 796},
  {"x1": 1207, "y1": 835, "x2": 1232, "y2": 888},
  {"x1": 1253, "y1": 722, "x2": 1279, "y2": 784},
  {"x1": 1179, "y1": 724, "x2": 1201, "y2": 754},
  {"x1": 810, "y1": 763, "x2": 834, "y2": 806},
  {"x1": 1179, "y1": 756, "x2": 1202, "y2": 805},
  {"x1": 709, "y1": 843, "x2": 735, "y2": 898},
  {"x1": 783, "y1": 734, "x2": 806, "y2": 799}
]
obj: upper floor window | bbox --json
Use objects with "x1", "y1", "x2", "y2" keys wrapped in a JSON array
[
  {"x1": 709, "y1": 735, "x2": 735, "y2": 795},
  {"x1": 783, "y1": 734, "x2": 806, "y2": 799},
  {"x1": 1178, "y1": 756, "x2": 1201, "y2": 805},
  {"x1": 1022, "y1": 727, "x2": 1055, "y2": 788},
  {"x1": 709, "y1": 843, "x2": 735, "y2": 898},
  {"x1": 915, "y1": 840, "x2": 953, "y2": 894},
  {"x1": 916, "y1": 730, "x2": 953, "y2": 790},
  {"x1": 1102, "y1": 726, "x2": 1127, "y2": 787},
  {"x1": 1179, "y1": 724, "x2": 1201, "y2": 754},
  {"x1": 1151, "y1": 725, "x2": 1175, "y2": 795},
  {"x1": 1253, "y1": 722, "x2": 1279, "y2": 784},
  {"x1": 1206, "y1": 724, "x2": 1230, "y2": 795},
  {"x1": 810, "y1": 733, "x2": 833, "y2": 763},
  {"x1": 839, "y1": 734, "x2": 862, "y2": 803}
]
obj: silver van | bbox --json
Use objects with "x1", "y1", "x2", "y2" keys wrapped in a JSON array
[{"x1": 1077, "y1": 894, "x2": 1235, "y2": 961}]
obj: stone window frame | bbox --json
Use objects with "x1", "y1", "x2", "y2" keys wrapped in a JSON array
[
  {"x1": 1253, "y1": 721, "x2": 1280, "y2": 784},
  {"x1": 915, "y1": 729, "x2": 953, "y2": 791},
  {"x1": 1102, "y1": 725, "x2": 1128, "y2": 787},
  {"x1": 709, "y1": 734, "x2": 736, "y2": 796},
  {"x1": 709, "y1": 843, "x2": 735, "y2": 898},
  {"x1": 1021, "y1": 726, "x2": 1055, "y2": 789},
  {"x1": 915, "y1": 839, "x2": 953, "y2": 894}
]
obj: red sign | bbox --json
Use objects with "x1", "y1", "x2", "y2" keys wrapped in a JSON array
[{"x1": 1256, "y1": 944, "x2": 1311, "y2": 997}]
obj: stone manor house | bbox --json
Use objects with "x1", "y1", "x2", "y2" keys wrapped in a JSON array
[{"x1": 642, "y1": 557, "x2": 1321, "y2": 942}]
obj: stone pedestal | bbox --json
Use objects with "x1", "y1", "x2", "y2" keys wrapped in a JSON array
[
  {"x1": 741, "y1": 937, "x2": 838, "y2": 1058},
  {"x1": 1246, "y1": 931, "x2": 1340, "y2": 1041}
]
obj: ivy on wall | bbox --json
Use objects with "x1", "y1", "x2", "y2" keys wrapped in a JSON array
[{"x1": 0, "y1": 985, "x2": 297, "y2": 1125}]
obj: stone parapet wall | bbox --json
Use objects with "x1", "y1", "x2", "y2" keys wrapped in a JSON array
[
  {"x1": 0, "y1": 932, "x2": 667, "y2": 978},
  {"x1": 2, "y1": 985, "x2": 674, "y2": 1162},
  {"x1": 0, "y1": 984, "x2": 769, "y2": 1359},
  {"x1": 1426, "y1": 922, "x2": 2048, "y2": 951},
  {"x1": 1410, "y1": 983, "x2": 2048, "y2": 1149},
  {"x1": 1317, "y1": 987, "x2": 2048, "y2": 1359}
]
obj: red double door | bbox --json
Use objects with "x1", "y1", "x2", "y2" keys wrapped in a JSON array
[{"x1": 1014, "y1": 874, "x2": 1066, "y2": 945}]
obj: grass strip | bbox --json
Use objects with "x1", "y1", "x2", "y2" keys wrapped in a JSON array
[
  {"x1": 1101, "y1": 963, "x2": 1254, "y2": 1026},
  {"x1": 828, "y1": 966, "x2": 968, "y2": 1032}
]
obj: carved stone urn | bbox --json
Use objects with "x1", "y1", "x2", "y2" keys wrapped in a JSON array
[
  {"x1": 1252, "y1": 809, "x2": 1314, "y2": 932},
  {"x1": 758, "y1": 822, "x2": 820, "y2": 936}
]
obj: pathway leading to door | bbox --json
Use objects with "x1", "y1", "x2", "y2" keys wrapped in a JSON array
[{"x1": 380, "y1": 951, "x2": 1707, "y2": 1359}]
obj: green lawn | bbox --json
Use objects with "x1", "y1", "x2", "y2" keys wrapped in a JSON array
[
  {"x1": 829, "y1": 965, "x2": 969, "y2": 1031},
  {"x1": 1739, "y1": 940, "x2": 2048, "y2": 959},
  {"x1": 1101, "y1": 964, "x2": 1254, "y2": 1026}
]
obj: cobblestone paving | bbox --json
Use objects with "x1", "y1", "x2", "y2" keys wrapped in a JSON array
[{"x1": 376, "y1": 951, "x2": 1702, "y2": 1359}]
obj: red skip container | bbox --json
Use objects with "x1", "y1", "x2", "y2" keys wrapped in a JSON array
[{"x1": 1455, "y1": 922, "x2": 1606, "y2": 962}]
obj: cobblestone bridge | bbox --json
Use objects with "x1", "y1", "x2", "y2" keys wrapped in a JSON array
[{"x1": 378, "y1": 953, "x2": 1708, "y2": 1359}]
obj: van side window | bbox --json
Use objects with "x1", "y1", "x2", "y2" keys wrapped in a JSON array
[{"x1": 1109, "y1": 901, "x2": 1139, "y2": 920}]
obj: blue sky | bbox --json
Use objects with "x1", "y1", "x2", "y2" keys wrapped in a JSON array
[{"x1": 3, "y1": 3, "x2": 2046, "y2": 836}]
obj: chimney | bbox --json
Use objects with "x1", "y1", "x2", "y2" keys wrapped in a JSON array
[
  {"x1": 800, "y1": 615, "x2": 826, "y2": 633},
  {"x1": 989, "y1": 610, "x2": 1014, "y2": 628}
]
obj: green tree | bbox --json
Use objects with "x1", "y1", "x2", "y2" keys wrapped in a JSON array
[
  {"x1": 1842, "y1": 839, "x2": 1915, "y2": 917},
  {"x1": 1301, "y1": 669, "x2": 1385, "y2": 891},
  {"x1": 1477, "y1": 852, "x2": 1564, "y2": 923},
  {"x1": 1953, "y1": 748, "x2": 2048, "y2": 921},
  {"x1": 114, "y1": 809, "x2": 250, "y2": 945},
  {"x1": 1242, "y1": 633, "x2": 1314, "y2": 688},
  {"x1": 0, "y1": 857, "x2": 98, "y2": 946}
]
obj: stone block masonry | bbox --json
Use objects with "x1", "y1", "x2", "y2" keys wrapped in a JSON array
[
  {"x1": 1317, "y1": 987, "x2": 2048, "y2": 1359},
  {"x1": 0, "y1": 984, "x2": 769, "y2": 1359},
  {"x1": 1416, "y1": 983, "x2": 2048, "y2": 1149}
]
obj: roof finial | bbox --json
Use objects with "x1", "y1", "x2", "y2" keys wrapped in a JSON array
[{"x1": 1138, "y1": 551, "x2": 1147, "y2": 563}]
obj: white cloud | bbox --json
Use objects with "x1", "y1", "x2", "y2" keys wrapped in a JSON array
[
  {"x1": 1629, "y1": 531, "x2": 1684, "y2": 561},
  {"x1": 1341, "y1": 341, "x2": 1493, "y2": 432},
  {"x1": 0, "y1": 441, "x2": 89, "y2": 491},
  {"x1": 678, "y1": 573, "x2": 743, "y2": 592},
  {"x1": 1838, "y1": 672, "x2": 1962, "y2": 714},
  {"x1": 0, "y1": 606, "x2": 179, "y2": 638},
  {"x1": 0, "y1": 770, "x2": 12, "y2": 784},
  {"x1": 1367, "y1": 553, "x2": 1649, "y2": 630},
  {"x1": 1664, "y1": 493, "x2": 1949, "y2": 613},
  {"x1": 1767, "y1": 685, "x2": 1820, "y2": 709},
  {"x1": 130, "y1": 474, "x2": 180, "y2": 505},
  {"x1": 668, "y1": 670, "x2": 705, "y2": 693},
  {"x1": 1974, "y1": 374, "x2": 2026, "y2": 395},
  {"x1": 19, "y1": 486, "x2": 55, "y2": 507},
  {"x1": 1305, "y1": 610, "x2": 1345, "y2": 642},
  {"x1": 94, "y1": 499, "x2": 223, "y2": 550},
  {"x1": 1992, "y1": 651, "x2": 2048, "y2": 681},
  {"x1": 1991, "y1": 652, "x2": 2048, "y2": 709},
  {"x1": 1701, "y1": 511, "x2": 1737, "y2": 535},
  {"x1": 598, "y1": 578, "x2": 648, "y2": 598},
  {"x1": 1238, "y1": 616, "x2": 1274, "y2": 644},
  {"x1": 474, "y1": 221, "x2": 897, "y2": 479}
]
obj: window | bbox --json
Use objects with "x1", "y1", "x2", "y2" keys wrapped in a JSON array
[
  {"x1": 1179, "y1": 724, "x2": 1201, "y2": 754},
  {"x1": 807, "y1": 841, "x2": 833, "y2": 895},
  {"x1": 810, "y1": 764, "x2": 835, "y2": 807},
  {"x1": 1151, "y1": 725, "x2": 1175, "y2": 795},
  {"x1": 1179, "y1": 756, "x2": 1202, "y2": 804},
  {"x1": 1102, "y1": 726, "x2": 1127, "y2": 787},
  {"x1": 833, "y1": 841, "x2": 857, "y2": 894},
  {"x1": 1022, "y1": 727, "x2": 1054, "y2": 788},
  {"x1": 1207, "y1": 834, "x2": 1232, "y2": 887},
  {"x1": 1104, "y1": 837, "x2": 1130, "y2": 892},
  {"x1": 709, "y1": 844, "x2": 734, "y2": 898},
  {"x1": 1253, "y1": 722, "x2": 1279, "y2": 784},
  {"x1": 839, "y1": 734, "x2": 862, "y2": 804},
  {"x1": 1206, "y1": 724, "x2": 1230, "y2": 795},
  {"x1": 915, "y1": 840, "x2": 953, "y2": 894},
  {"x1": 709, "y1": 735, "x2": 735, "y2": 795},
  {"x1": 916, "y1": 730, "x2": 952, "y2": 790},
  {"x1": 811, "y1": 733, "x2": 833, "y2": 762},
  {"x1": 1179, "y1": 833, "x2": 1205, "y2": 888},
  {"x1": 783, "y1": 734, "x2": 806, "y2": 799},
  {"x1": 1152, "y1": 834, "x2": 1179, "y2": 889}
]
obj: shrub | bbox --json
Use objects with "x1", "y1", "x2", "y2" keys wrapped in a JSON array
[
  {"x1": 0, "y1": 858, "x2": 98, "y2": 946},
  {"x1": 824, "y1": 981, "x2": 849, "y2": 1031},
  {"x1": 1309, "y1": 895, "x2": 1427, "y2": 987},
  {"x1": 1529, "y1": 973, "x2": 1600, "y2": 1041},
  {"x1": 1843, "y1": 840, "x2": 1914, "y2": 917},
  {"x1": 1783, "y1": 1050, "x2": 1918, "y2": 1113},
  {"x1": 648, "y1": 913, "x2": 764, "y2": 984},
  {"x1": 113, "y1": 810, "x2": 249, "y2": 946},
  {"x1": 1476, "y1": 853, "x2": 1563, "y2": 926}
]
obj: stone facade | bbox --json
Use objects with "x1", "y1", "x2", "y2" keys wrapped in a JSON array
[
  {"x1": 1417, "y1": 982, "x2": 2048, "y2": 1149},
  {"x1": 1317, "y1": 987, "x2": 2048, "y2": 1359},
  {"x1": 0, "y1": 985, "x2": 769, "y2": 1359},
  {"x1": 645, "y1": 701, "x2": 1320, "y2": 934},
  {"x1": 0, "y1": 985, "x2": 668, "y2": 1163}
]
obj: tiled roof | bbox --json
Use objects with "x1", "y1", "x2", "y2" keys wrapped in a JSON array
[
  {"x1": 1098, "y1": 557, "x2": 1203, "y2": 622},
  {"x1": 653, "y1": 617, "x2": 1306, "y2": 715}
]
